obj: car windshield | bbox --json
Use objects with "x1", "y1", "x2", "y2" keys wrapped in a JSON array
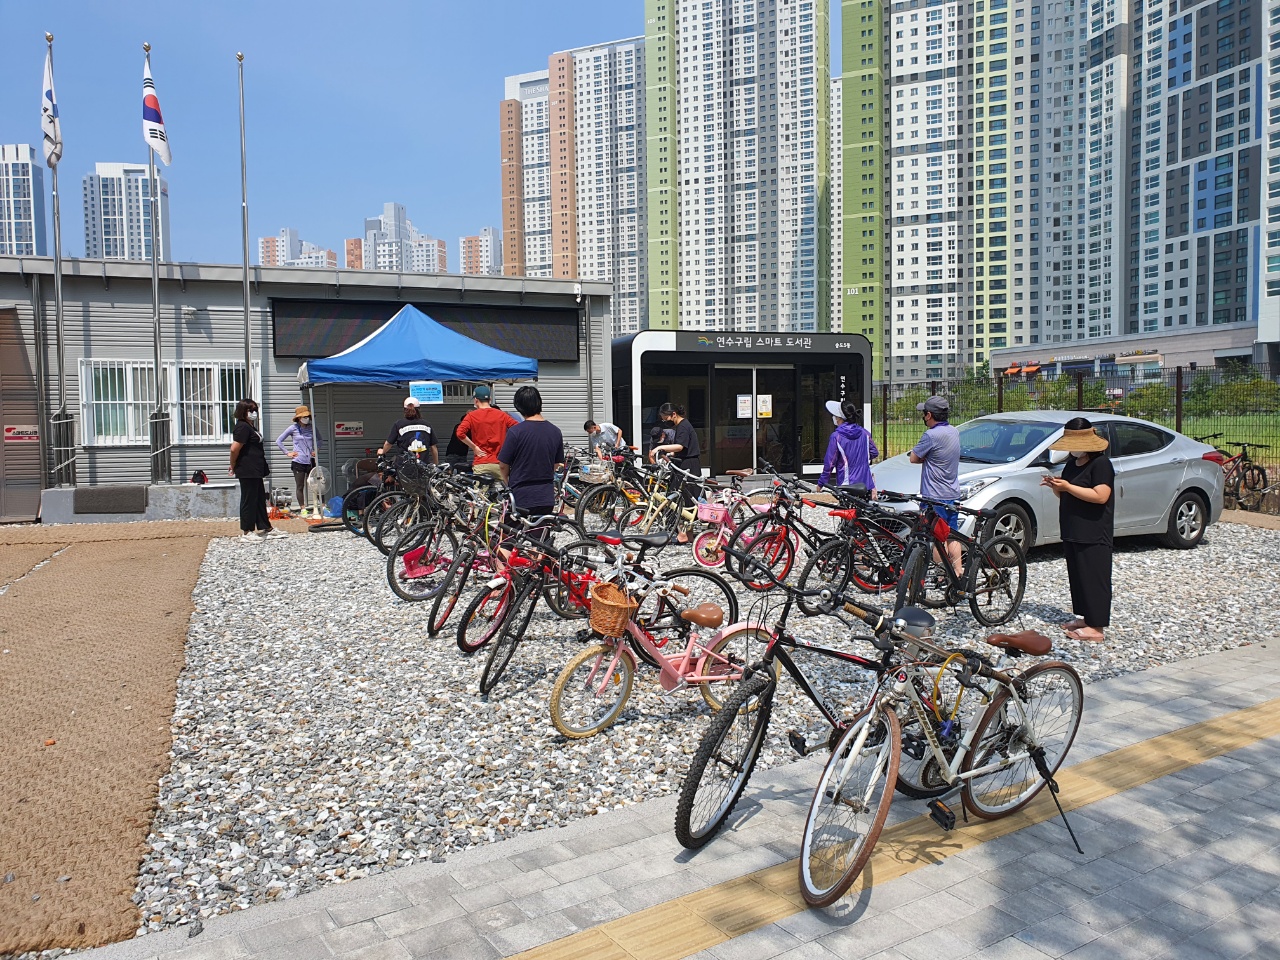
[{"x1": 956, "y1": 418, "x2": 1060, "y2": 464}]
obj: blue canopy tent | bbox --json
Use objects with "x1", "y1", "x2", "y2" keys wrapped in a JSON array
[
  {"x1": 298, "y1": 304, "x2": 538, "y2": 385},
  {"x1": 296, "y1": 305, "x2": 538, "y2": 512}
]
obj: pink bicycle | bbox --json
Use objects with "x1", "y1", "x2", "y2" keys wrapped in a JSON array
[{"x1": 690, "y1": 470, "x2": 757, "y2": 569}]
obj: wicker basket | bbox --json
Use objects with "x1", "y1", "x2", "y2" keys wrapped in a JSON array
[
  {"x1": 580, "y1": 463, "x2": 614, "y2": 484},
  {"x1": 589, "y1": 582, "x2": 637, "y2": 637}
]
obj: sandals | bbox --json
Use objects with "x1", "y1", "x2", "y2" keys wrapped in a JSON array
[{"x1": 1064, "y1": 628, "x2": 1105, "y2": 643}]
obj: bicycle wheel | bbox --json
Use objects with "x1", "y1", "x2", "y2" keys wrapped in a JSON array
[
  {"x1": 386, "y1": 523, "x2": 457, "y2": 602},
  {"x1": 691, "y1": 529, "x2": 728, "y2": 568},
  {"x1": 674, "y1": 671, "x2": 776, "y2": 850},
  {"x1": 893, "y1": 543, "x2": 930, "y2": 613},
  {"x1": 575, "y1": 483, "x2": 627, "y2": 535},
  {"x1": 728, "y1": 514, "x2": 796, "y2": 591},
  {"x1": 967, "y1": 535, "x2": 1027, "y2": 627},
  {"x1": 850, "y1": 526, "x2": 908, "y2": 594},
  {"x1": 363, "y1": 491, "x2": 406, "y2": 545},
  {"x1": 697, "y1": 627, "x2": 780, "y2": 711},
  {"x1": 456, "y1": 580, "x2": 512, "y2": 654},
  {"x1": 549, "y1": 642, "x2": 636, "y2": 739},
  {"x1": 375, "y1": 498, "x2": 435, "y2": 556},
  {"x1": 341, "y1": 484, "x2": 378, "y2": 536},
  {"x1": 799, "y1": 707, "x2": 901, "y2": 907},
  {"x1": 1243, "y1": 464, "x2": 1268, "y2": 492},
  {"x1": 428, "y1": 545, "x2": 477, "y2": 637},
  {"x1": 631, "y1": 567, "x2": 739, "y2": 669},
  {"x1": 479, "y1": 576, "x2": 542, "y2": 694},
  {"x1": 544, "y1": 539, "x2": 613, "y2": 620},
  {"x1": 797, "y1": 538, "x2": 853, "y2": 614},
  {"x1": 961, "y1": 661, "x2": 1083, "y2": 820}
]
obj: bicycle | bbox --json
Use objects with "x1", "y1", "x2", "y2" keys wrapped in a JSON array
[
  {"x1": 723, "y1": 460, "x2": 834, "y2": 590},
  {"x1": 796, "y1": 485, "x2": 912, "y2": 607},
  {"x1": 1215, "y1": 440, "x2": 1268, "y2": 508},
  {"x1": 548, "y1": 531, "x2": 746, "y2": 738},
  {"x1": 887, "y1": 494, "x2": 1027, "y2": 627},
  {"x1": 689, "y1": 471, "x2": 756, "y2": 568},
  {"x1": 574, "y1": 447, "x2": 657, "y2": 534}
]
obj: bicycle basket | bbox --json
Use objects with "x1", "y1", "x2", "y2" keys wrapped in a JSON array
[
  {"x1": 397, "y1": 456, "x2": 433, "y2": 497},
  {"x1": 580, "y1": 462, "x2": 614, "y2": 484},
  {"x1": 697, "y1": 502, "x2": 729, "y2": 524},
  {"x1": 589, "y1": 581, "x2": 637, "y2": 638}
]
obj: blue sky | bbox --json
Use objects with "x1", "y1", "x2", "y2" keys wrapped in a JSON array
[{"x1": 3, "y1": 1, "x2": 838, "y2": 271}]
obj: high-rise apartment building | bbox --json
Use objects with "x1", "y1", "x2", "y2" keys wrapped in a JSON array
[
  {"x1": 831, "y1": 80, "x2": 844, "y2": 331},
  {"x1": 409, "y1": 235, "x2": 447, "y2": 273},
  {"x1": 460, "y1": 227, "x2": 503, "y2": 274},
  {"x1": 502, "y1": 38, "x2": 648, "y2": 332},
  {"x1": 344, "y1": 238, "x2": 363, "y2": 270},
  {"x1": 359, "y1": 202, "x2": 446, "y2": 273},
  {"x1": 646, "y1": 0, "x2": 832, "y2": 333},
  {"x1": 82, "y1": 162, "x2": 170, "y2": 262},
  {"x1": 259, "y1": 227, "x2": 301, "y2": 266},
  {"x1": 0, "y1": 145, "x2": 47, "y2": 256},
  {"x1": 1265, "y1": 0, "x2": 1280, "y2": 366}
]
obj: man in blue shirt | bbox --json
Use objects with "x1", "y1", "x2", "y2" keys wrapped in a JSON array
[{"x1": 909, "y1": 396, "x2": 963, "y2": 576}]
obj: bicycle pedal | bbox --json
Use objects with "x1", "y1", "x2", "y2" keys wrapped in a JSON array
[
  {"x1": 658, "y1": 679, "x2": 688, "y2": 698},
  {"x1": 573, "y1": 628, "x2": 595, "y2": 644},
  {"x1": 928, "y1": 799, "x2": 957, "y2": 832},
  {"x1": 787, "y1": 730, "x2": 808, "y2": 756}
]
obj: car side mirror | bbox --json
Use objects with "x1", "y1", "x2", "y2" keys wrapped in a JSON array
[{"x1": 1048, "y1": 449, "x2": 1069, "y2": 465}]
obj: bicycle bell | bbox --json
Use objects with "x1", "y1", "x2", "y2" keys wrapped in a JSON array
[{"x1": 892, "y1": 606, "x2": 937, "y2": 640}]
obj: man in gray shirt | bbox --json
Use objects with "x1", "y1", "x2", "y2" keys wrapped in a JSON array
[{"x1": 909, "y1": 396, "x2": 963, "y2": 576}]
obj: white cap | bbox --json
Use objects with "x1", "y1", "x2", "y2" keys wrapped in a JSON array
[
  {"x1": 825, "y1": 399, "x2": 845, "y2": 419},
  {"x1": 404, "y1": 396, "x2": 420, "y2": 408}
]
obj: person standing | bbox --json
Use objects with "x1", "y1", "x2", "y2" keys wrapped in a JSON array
[
  {"x1": 443, "y1": 414, "x2": 473, "y2": 473},
  {"x1": 1042, "y1": 418, "x2": 1114, "y2": 643},
  {"x1": 908, "y1": 395, "x2": 962, "y2": 575},
  {"x1": 497, "y1": 386, "x2": 564, "y2": 533},
  {"x1": 648, "y1": 402, "x2": 701, "y2": 542},
  {"x1": 379, "y1": 397, "x2": 438, "y2": 463},
  {"x1": 276, "y1": 405, "x2": 322, "y2": 515},
  {"x1": 229, "y1": 398, "x2": 285, "y2": 540},
  {"x1": 584, "y1": 420, "x2": 625, "y2": 457},
  {"x1": 818, "y1": 399, "x2": 878, "y2": 494},
  {"x1": 458, "y1": 386, "x2": 518, "y2": 479}
]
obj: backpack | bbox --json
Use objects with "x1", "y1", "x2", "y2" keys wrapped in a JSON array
[{"x1": 190, "y1": 470, "x2": 209, "y2": 485}]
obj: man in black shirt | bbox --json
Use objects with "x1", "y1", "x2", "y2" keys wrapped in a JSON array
[
  {"x1": 498, "y1": 386, "x2": 563, "y2": 534},
  {"x1": 379, "y1": 397, "x2": 438, "y2": 463}
]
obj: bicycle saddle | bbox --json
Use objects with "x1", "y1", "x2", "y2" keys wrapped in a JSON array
[
  {"x1": 624, "y1": 532, "x2": 671, "y2": 548},
  {"x1": 984, "y1": 630, "x2": 1052, "y2": 657},
  {"x1": 725, "y1": 469, "x2": 753, "y2": 477},
  {"x1": 836, "y1": 483, "x2": 869, "y2": 497},
  {"x1": 680, "y1": 603, "x2": 724, "y2": 629}
]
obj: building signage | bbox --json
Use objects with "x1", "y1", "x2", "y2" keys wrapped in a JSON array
[
  {"x1": 676, "y1": 333, "x2": 862, "y2": 353},
  {"x1": 334, "y1": 422, "x2": 364, "y2": 438},
  {"x1": 757, "y1": 394, "x2": 773, "y2": 419},
  {"x1": 736, "y1": 395, "x2": 753, "y2": 419},
  {"x1": 409, "y1": 380, "x2": 444, "y2": 404},
  {"x1": 3, "y1": 425, "x2": 38, "y2": 443}
]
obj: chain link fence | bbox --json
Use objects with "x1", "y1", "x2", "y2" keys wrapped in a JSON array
[{"x1": 870, "y1": 363, "x2": 1280, "y2": 514}]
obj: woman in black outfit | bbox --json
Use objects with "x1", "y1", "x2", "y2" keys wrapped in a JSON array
[
  {"x1": 648, "y1": 402, "x2": 701, "y2": 543},
  {"x1": 1042, "y1": 418, "x2": 1114, "y2": 642},
  {"x1": 228, "y1": 398, "x2": 283, "y2": 541}
]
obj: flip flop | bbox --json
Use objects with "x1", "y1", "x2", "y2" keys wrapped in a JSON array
[
  {"x1": 1061, "y1": 619, "x2": 1086, "y2": 632},
  {"x1": 1064, "y1": 628, "x2": 1105, "y2": 643}
]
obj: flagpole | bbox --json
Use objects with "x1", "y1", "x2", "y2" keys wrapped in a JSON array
[
  {"x1": 238, "y1": 53, "x2": 253, "y2": 406},
  {"x1": 46, "y1": 34, "x2": 75, "y2": 487},
  {"x1": 144, "y1": 42, "x2": 170, "y2": 483}
]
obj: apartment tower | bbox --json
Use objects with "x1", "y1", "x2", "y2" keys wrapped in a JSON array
[
  {"x1": 0, "y1": 145, "x2": 47, "y2": 256},
  {"x1": 82, "y1": 162, "x2": 170, "y2": 262},
  {"x1": 460, "y1": 227, "x2": 503, "y2": 274}
]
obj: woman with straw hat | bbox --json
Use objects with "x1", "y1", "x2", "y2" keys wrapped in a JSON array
[
  {"x1": 1042, "y1": 417, "x2": 1114, "y2": 642},
  {"x1": 276, "y1": 405, "x2": 322, "y2": 516}
]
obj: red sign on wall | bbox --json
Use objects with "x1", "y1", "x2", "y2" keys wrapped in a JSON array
[{"x1": 3, "y1": 425, "x2": 39, "y2": 443}]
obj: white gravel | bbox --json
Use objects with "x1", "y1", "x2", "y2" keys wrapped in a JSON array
[{"x1": 129, "y1": 518, "x2": 1280, "y2": 934}]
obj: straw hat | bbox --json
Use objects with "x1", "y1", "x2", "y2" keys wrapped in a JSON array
[
  {"x1": 1048, "y1": 421, "x2": 1109, "y2": 453},
  {"x1": 294, "y1": 405, "x2": 311, "y2": 420}
]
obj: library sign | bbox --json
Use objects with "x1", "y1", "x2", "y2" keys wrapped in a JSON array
[{"x1": 675, "y1": 333, "x2": 865, "y2": 355}]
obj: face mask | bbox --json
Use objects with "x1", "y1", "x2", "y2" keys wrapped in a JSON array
[
  {"x1": 832, "y1": 415, "x2": 842, "y2": 427},
  {"x1": 248, "y1": 411, "x2": 258, "y2": 422},
  {"x1": 300, "y1": 417, "x2": 311, "y2": 425},
  {"x1": 1069, "y1": 451, "x2": 1085, "y2": 459}
]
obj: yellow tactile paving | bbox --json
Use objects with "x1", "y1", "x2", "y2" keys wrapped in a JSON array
[{"x1": 513, "y1": 695, "x2": 1280, "y2": 960}]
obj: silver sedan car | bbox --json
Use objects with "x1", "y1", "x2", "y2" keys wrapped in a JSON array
[{"x1": 872, "y1": 410, "x2": 1225, "y2": 551}]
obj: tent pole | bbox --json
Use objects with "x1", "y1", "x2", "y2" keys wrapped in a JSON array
[{"x1": 308, "y1": 383, "x2": 318, "y2": 514}]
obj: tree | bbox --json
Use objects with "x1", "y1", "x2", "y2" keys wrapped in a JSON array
[{"x1": 1123, "y1": 382, "x2": 1174, "y2": 420}]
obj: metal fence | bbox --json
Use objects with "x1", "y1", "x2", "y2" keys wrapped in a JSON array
[{"x1": 871, "y1": 362, "x2": 1280, "y2": 514}]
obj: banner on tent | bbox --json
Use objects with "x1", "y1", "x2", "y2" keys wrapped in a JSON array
[{"x1": 409, "y1": 380, "x2": 444, "y2": 404}]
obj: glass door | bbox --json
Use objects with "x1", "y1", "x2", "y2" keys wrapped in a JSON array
[
  {"x1": 712, "y1": 367, "x2": 755, "y2": 474},
  {"x1": 755, "y1": 367, "x2": 797, "y2": 473}
]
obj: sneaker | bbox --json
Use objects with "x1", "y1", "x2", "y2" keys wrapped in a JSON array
[
  {"x1": 240, "y1": 531, "x2": 264, "y2": 542},
  {"x1": 263, "y1": 528, "x2": 289, "y2": 539}
]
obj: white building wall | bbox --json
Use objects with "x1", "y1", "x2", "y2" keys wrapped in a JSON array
[{"x1": 82, "y1": 162, "x2": 170, "y2": 262}]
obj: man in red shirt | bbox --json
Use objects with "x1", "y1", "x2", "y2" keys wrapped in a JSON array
[{"x1": 457, "y1": 385, "x2": 517, "y2": 479}]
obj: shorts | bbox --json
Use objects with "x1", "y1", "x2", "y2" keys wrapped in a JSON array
[{"x1": 933, "y1": 502, "x2": 960, "y2": 531}]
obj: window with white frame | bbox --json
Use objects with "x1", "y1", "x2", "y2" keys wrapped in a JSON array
[{"x1": 80, "y1": 359, "x2": 260, "y2": 446}]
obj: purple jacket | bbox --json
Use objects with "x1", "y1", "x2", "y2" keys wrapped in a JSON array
[{"x1": 818, "y1": 422, "x2": 879, "y2": 489}]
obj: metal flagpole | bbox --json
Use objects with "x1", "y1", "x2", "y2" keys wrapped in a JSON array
[
  {"x1": 45, "y1": 33, "x2": 75, "y2": 486},
  {"x1": 145, "y1": 42, "x2": 171, "y2": 483},
  {"x1": 238, "y1": 53, "x2": 254, "y2": 404}
]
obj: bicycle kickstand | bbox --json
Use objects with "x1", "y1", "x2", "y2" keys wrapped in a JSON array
[{"x1": 1032, "y1": 746, "x2": 1085, "y2": 855}]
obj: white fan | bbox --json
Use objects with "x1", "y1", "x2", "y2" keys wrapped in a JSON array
[{"x1": 306, "y1": 465, "x2": 330, "y2": 516}]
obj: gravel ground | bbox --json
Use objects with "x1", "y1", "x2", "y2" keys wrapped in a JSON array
[{"x1": 128, "y1": 519, "x2": 1280, "y2": 935}]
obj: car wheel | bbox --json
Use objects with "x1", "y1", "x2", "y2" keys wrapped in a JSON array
[
  {"x1": 1161, "y1": 490, "x2": 1207, "y2": 549},
  {"x1": 985, "y1": 502, "x2": 1033, "y2": 551}
]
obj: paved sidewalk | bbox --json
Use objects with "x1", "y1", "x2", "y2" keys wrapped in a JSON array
[{"x1": 78, "y1": 641, "x2": 1280, "y2": 960}]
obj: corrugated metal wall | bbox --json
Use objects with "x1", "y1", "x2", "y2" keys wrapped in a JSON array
[{"x1": 0, "y1": 262, "x2": 612, "y2": 496}]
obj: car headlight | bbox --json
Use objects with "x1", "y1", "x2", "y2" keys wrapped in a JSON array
[{"x1": 959, "y1": 478, "x2": 995, "y2": 500}]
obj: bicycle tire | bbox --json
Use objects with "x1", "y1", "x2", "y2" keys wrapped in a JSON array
[
  {"x1": 797, "y1": 538, "x2": 854, "y2": 614},
  {"x1": 691, "y1": 529, "x2": 728, "y2": 568},
  {"x1": 373, "y1": 498, "x2": 429, "y2": 557},
  {"x1": 575, "y1": 483, "x2": 627, "y2": 535},
  {"x1": 799, "y1": 707, "x2": 901, "y2": 907},
  {"x1": 961, "y1": 661, "x2": 1083, "y2": 820},
  {"x1": 674, "y1": 671, "x2": 776, "y2": 850},
  {"x1": 1243, "y1": 464, "x2": 1268, "y2": 492},
  {"x1": 479, "y1": 576, "x2": 542, "y2": 694},
  {"x1": 456, "y1": 581, "x2": 512, "y2": 654},
  {"x1": 548, "y1": 642, "x2": 636, "y2": 739},
  {"x1": 967, "y1": 535, "x2": 1027, "y2": 627},
  {"x1": 428, "y1": 545, "x2": 477, "y2": 637},
  {"x1": 386, "y1": 523, "x2": 457, "y2": 602},
  {"x1": 849, "y1": 527, "x2": 908, "y2": 594},
  {"x1": 697, "y1": 627, "x2": 780, "y2": 712},
  {"x1": 341, "y1": 484, "x2": 378, "y2": 536},
  {"x1": 726, "y1": 514, "x2": 796, "y2": 591},
  {"x1": 544, "y1": 539, "x2": 614, "y2": 620},
  {"x1": 893, "y1": 543, "x2": 930, "y2": 613},
  {"x1": 363, "y1": 490, "x2": 407, "y2": 545},
  {"x1": 631, "y1": 567, "x2": 740, "y2": 670}
]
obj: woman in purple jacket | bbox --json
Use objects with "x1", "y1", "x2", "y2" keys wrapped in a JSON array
[{"x1": 817, "y1": 400, "x2": 879, "y2": 494}]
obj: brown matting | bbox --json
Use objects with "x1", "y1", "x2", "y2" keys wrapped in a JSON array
[
  {"x1": 0, "y1": 532, "x2": 216, "y2": 954},
  {"x1": 0, "y1": 544, "x2": 64, "y2": 589}
]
